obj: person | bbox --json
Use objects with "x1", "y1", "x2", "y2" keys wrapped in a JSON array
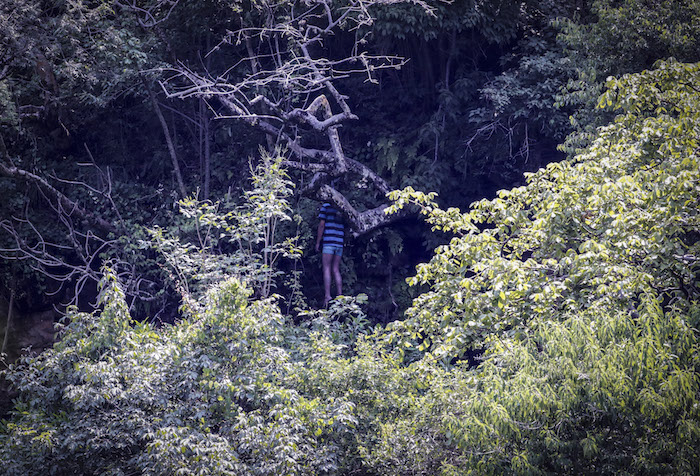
[{"x1": 315, "y1": 202, "x2": 344, "y2": 307}]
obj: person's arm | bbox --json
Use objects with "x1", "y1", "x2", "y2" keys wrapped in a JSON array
[{"x1": 315, "y1": 220, "x2": 325, "y2": 252}]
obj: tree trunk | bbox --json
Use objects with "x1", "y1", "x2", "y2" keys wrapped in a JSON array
[
  {"x1": 143, "y1": 78, "x2": 187, "y2": 198},
  {"x1": 1, "y1": 289, "x2": 14, "y2": 355},
  {"x1": 202, "y1": 102, "x2": 211, "y2": 200}
]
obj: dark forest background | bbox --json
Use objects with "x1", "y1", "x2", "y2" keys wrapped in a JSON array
[
  {"x1": 3, "y1": 0, "x2": 695, "y2": 335},
  {"x1": 0, "y1": 0, "x2": 699, "y2": 474}
]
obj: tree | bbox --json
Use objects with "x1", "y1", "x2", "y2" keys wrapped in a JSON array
[
  {"x1": 0, "y1": 0, "x2": 267, "y2": 315},
  {"x1": 1, "y1": 58, "x2": 699, "y2": 476},
  {"x1": 374, "y1": 58, "x2": 700, "y2": 474},
  {"x1": 0, "y1": 0, "x2": 165, "y2": 309},
  {"x1": 160, "y1": 0, "x2": 433, "y2": 236},
  {"x1": 0, "y1": 0, "x2": 595, "y2": 319},
  {"x1": 150, "y1": 148, "x2": 301, "y2": 308},
  {"x1": 388, "y1": 58, "x2": 700, "y2": 359}
]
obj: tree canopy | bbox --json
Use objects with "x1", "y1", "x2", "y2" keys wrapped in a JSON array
[
  {"x1": 1, "y1": 0, "x2": 700, "y2": 473},
  {"x1": 2, "y1": 50, "x2": 699, "y2": 473}
]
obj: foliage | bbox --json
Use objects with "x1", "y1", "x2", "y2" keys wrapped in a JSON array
[
  {"x1": 352, "y1": 0, "x2": 581, "y2": 223},
  {"x1": 0, "y1": 263, "x2": 421, "y2": 474},
  {"x1": 361, "y1": 58, "x2": 700, "y2": 474},
  {"x1": 2, "y1": 59, "x2": 700, "y2": 475},
  {"x1": 371, "y1": 0, "x2": 521, "y2": 44},
  {"x1": 149, "y1": 148, "x2": 301, "y2": 310},
  {"x1": 0, "y1": 0, "x2": 599, "y2": 320},
  {"x1": 366, "y1": 300, "x2": 700, "y2": 475},
  {"x1": 388, "y1": 59, "x2": 700, "y2": 360},
  {"x1": 1, "y1": 0, "x2": 152, "y2": 118},
  {"x1": 556, "y1": 0, "x2": 700, "y2": 153},
  {"x1": 560, "y1": 0, "x2": 700, "y2": 77}
]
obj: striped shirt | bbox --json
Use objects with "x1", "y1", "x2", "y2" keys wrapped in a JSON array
[{"x1": 319, "y1": 203, "x2": 344, "y2": 246}]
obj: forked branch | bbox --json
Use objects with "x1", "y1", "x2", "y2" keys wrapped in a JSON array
[{"x1": 157, "y1": 0, "x2": 430, "y2": 234}]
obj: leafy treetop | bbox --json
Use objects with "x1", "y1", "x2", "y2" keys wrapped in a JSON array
[{"x1": 388, "y1": 59, "x2": 700, "y2": 361}]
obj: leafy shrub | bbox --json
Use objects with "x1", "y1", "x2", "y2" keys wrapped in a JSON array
[
  {"x1": 1, "y1": 271, "x2": 365, "y2": 475},
  {"x1": 149, "y1": 147, "x2": 301, "y2": 313},
  {"x1": 2, "y1": 60, "x2": 699, "y2": 476},
  {"x1": 379, "y1": 59, "x2": 700, "y2": 474}
]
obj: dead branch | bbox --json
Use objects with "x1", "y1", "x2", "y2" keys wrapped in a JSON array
[
  {"x1": 0, "y1": 136, "x2": 157, "y2": 308},
  {"x1": 0, "y1": 213, "x2": 158, "y2": 308},
  {"x1": 0, "y1": 160, "x2": 116, "y2": 235},
  {"x1": 155, "y1": 0, "x2": 430, "y2": 234}
]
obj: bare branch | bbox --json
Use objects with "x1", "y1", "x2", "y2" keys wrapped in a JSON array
[
  {"x1": 0, "y1": 212, "x2": 158, "y2": 309},
  {"x1": 0, "y1": 138, "x2": 156, "y2": 309},
  {"x1": 158, "y1": 0, "x2": 432, "y2": 235},
  {"x1": 0, "y1": 160, "x2": 116, "y2": 234},
  {"x1": 280, "y1": 160, "x2": 328, "y2": 173}
]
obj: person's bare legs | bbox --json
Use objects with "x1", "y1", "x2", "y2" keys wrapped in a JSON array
[
  {"x1": 332, "y1": 254, "x2": 342, "y2": 297},
  {"x1": 322, "y1": 252, "x2": 333, "y2": 306}
]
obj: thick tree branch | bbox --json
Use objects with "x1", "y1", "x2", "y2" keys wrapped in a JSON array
[
  {"x1": 347, "y1": 158, "x2": 391, "y2": 195},
  {"x1": 158, "y1": 0, "x2": 431, "y2": 235},
  {"x1": 314, "y1": 184, "x2": 410, "y2": 236}
]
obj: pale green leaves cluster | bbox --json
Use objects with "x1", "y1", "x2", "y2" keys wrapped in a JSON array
[
  {"x1": 149, "y1": 148, "x2": 301, "y2": 311},
  {"x1": 369, "y1": 59, "x2": 700, "y2": 474},
  {"x1": 388, "y1": 59, "x2": 700, "y2": 362},
  {"x1": 365, "y1": 298, "x2": 700, "y2": 475},
  {"x1": 0, "y1": 268, "x2": 421, "y2": 475}
]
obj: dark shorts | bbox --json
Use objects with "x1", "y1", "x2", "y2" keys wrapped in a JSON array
[{"x1": 322, "y1": 244, "x2": 343, "y2": 256}]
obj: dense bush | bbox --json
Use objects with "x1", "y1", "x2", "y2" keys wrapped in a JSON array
[
  {"x1": 382, "y1": 59, "x2": 700, "y2": 474},
  {"x1": 2, "y1": 60, "x2": 699, "y2": 475}
]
